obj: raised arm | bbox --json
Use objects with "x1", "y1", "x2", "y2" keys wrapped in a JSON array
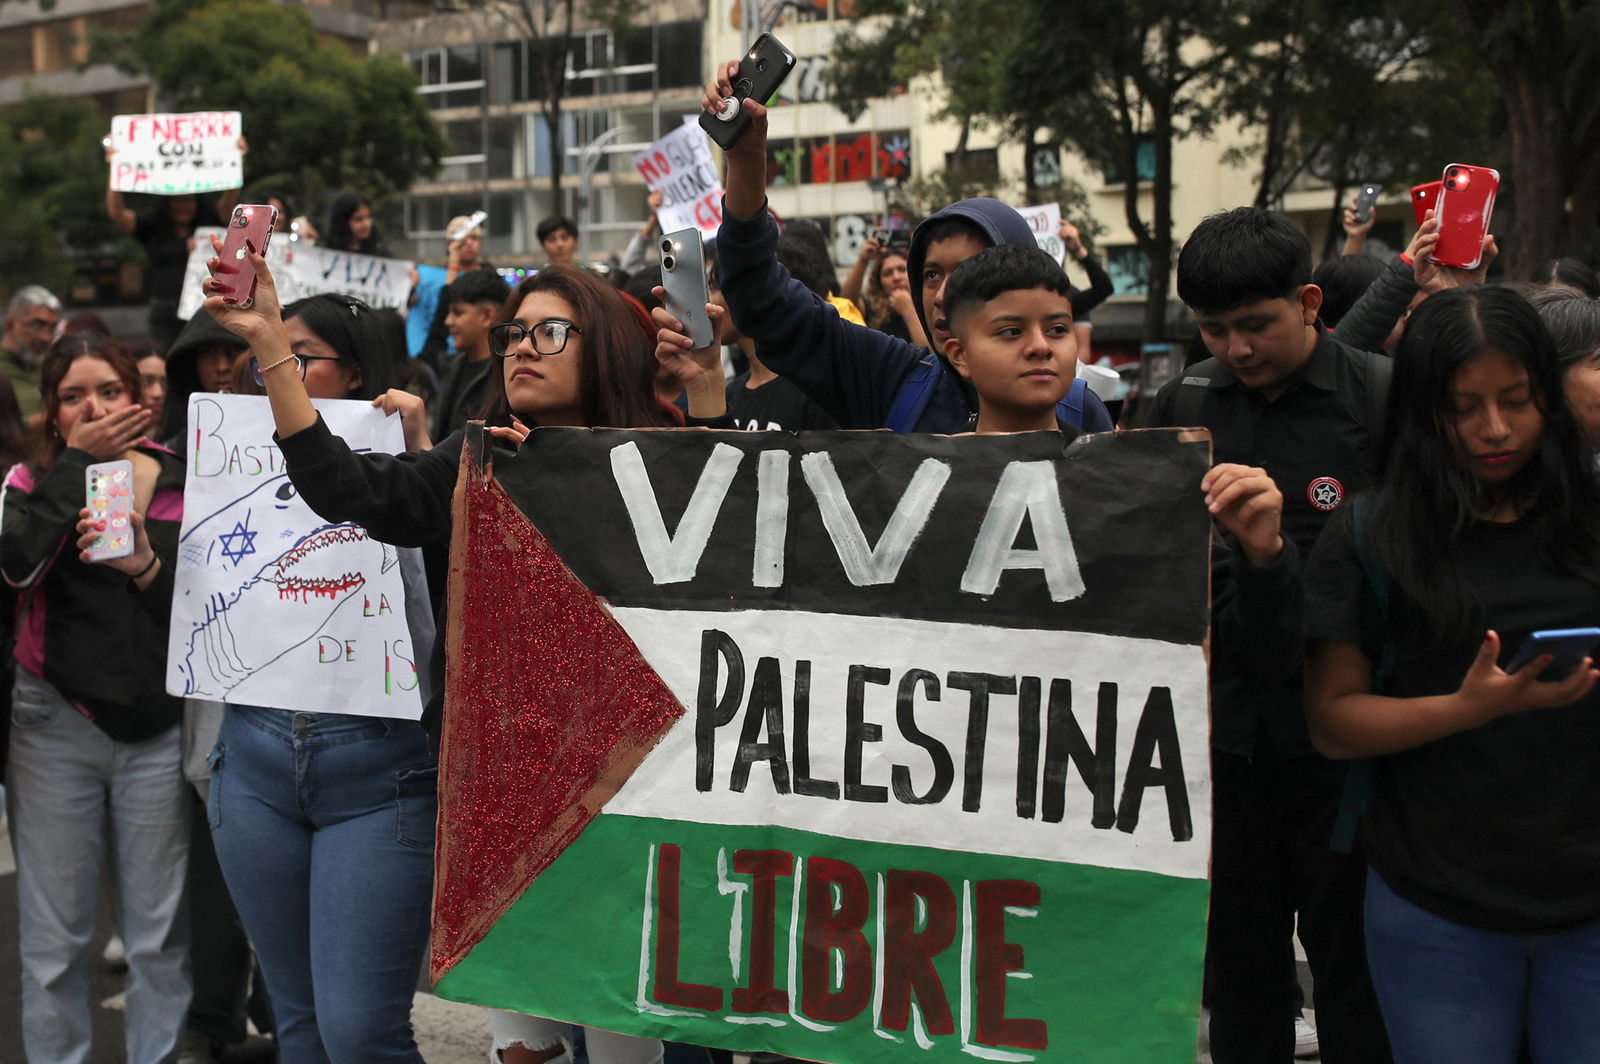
[{"x1": 104, "y1": 148, "x2": 137, "y2": 234}]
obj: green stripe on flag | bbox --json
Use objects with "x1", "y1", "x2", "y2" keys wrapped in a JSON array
[{"x1": 436, "y1": 813, "x2": 1206, "y2": 1063}]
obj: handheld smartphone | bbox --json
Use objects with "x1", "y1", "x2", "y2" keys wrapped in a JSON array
[
  {"x1": 85, "y1": 460, "x2": 135, "y2": 562},
  {"x1": 698, "y1": 33, "x2": 798, "y2": 150},
  {"x1": 450, "y1": 210, "x2": 488, "y2": 242},
  {"x1": 1410, "y1": 180, "x2": 1442, "y2": 228},
  {"x1": 1353, "y1": 182, "x2": 1381, "y2": 224},
  {"x1": 215, "y1": 203, "x2": 279, "y2": 309},
  {"x1": 1429, "y1": 164, "x2": 1500, "y2": 270},
  {"x1": 1505, "y1": 628, "x2": 1600, "y2": 682},
  {"x1": 659, "y1": 227, "x2": 715, "y2": 350}
]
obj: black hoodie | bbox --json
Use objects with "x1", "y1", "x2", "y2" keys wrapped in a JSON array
[{"x1": 161, "y1": 311, "x2": 250, "y2": 444}]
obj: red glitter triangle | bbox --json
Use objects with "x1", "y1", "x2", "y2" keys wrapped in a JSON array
[{"x1": 430, "y1": 442, "x2": 685, "y2": 984}]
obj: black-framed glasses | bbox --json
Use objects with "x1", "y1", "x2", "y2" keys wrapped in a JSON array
[
  {"x1": 490, "y1": 318, "x2": 582, "y2": 358},
  {"x1": 251, "y1": 353, "x2": 344, "y2": 387}
]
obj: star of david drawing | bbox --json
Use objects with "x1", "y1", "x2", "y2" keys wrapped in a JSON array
[{"x1": 217, "y1": 512, "x2": 259, "y2": 565}]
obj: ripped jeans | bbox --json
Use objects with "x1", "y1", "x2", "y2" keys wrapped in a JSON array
[{"x1": 209, "y1": 705, "x2": 436, "y2": 1064}]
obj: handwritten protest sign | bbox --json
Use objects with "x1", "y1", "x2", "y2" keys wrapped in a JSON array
[
  {"x1": 431, "y1": 427, "x2": 1213, "y2": 1063},
  {"x1": 110, "y1": 112, "x2": 243, "y2": 195},
  {"x1": 1018, "y1": 202, "x2": 1065, "y2": 262},
  {"x1": 176, "y1": 241, "x2": 411, "y2": 320},
  {"x1": 633, "y1": 118, "x2": 725, "y2": 238},
  {"x1": 167, "y1": 395, "x2": 424, "y2": 720}
]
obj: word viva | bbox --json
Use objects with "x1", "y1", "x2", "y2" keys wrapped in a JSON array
[
  {"x1": 641, "y1": 843, "x2": 1049, "y2": 1057},
  {"x1": 609, "y1": 442, "x2": 1084, "y2": 600}
]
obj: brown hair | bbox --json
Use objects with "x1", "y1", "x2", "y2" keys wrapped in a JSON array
[
  {"x1": 477, "y1": 265, "x2": 673, "y2": 429},
  {"x1": 39, "y1": 333, "x2": 143, "y2": 468},
  {"x1": 865, "y1": 248, "x2": 910, "y2": 329}
]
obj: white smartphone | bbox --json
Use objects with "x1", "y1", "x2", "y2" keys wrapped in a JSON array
[
  {"x1": 659, "y1": 227, "x2": 715, "y2": 350},
  {"x1": 85, "y1": 460, "x2": 135, "y2": 562}
]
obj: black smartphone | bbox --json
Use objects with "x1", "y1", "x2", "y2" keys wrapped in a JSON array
[
  {"x1": 698, "y1": 33, "x2": 798, "y2": 150},
  {"x1": 659, "y1": 227, "x2": 715, "y2": 350},
  {"x1": 1353, "y1": 182, "x2": 1381, "y2": 224}
]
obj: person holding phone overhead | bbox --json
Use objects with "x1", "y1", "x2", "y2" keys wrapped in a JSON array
[
  {"x1": 203, "y1": 245, "x2": 674, "y2": 1064},
  {"x1": 1, "y1": 334, "x2": 190, "y2": 1064},
  {"x1": 1305, "y1": 286, "x2": 1600, "y2": 1063}
]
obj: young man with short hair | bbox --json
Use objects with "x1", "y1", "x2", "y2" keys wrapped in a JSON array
[
  {"x1": 700, "y1": 61, "x2": 1112, "y2": 435},
  {"x1": 1147, "y1": 207, "x2": 1392, "y2": 1064},
  {"x1": 431, "y1": 268, "x2": 509, "y2": 442},
  {"x1": 537, "y1": 215, "x2": 580, "y2": 266}
]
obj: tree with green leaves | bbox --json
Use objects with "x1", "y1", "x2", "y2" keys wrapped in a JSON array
[
  {"x1": 830, "y1": 0, "x2": 1229, "y2": 341},
  {"x1": 115, "y1": 0, "x2": 447, "y2": 215},
  {"x1": 1450, "y1": 0, "x2": 1600, "y2": 274},
  {"x1": 0, "y1": 94, "x2": 130, "y2": 299}
]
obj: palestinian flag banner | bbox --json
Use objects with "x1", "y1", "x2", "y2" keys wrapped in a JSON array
[{"x1": 432, "y1": 426, "x2": 1213, "y2": 1064}]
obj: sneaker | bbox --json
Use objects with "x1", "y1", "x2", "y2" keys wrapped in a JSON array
[
  {"x1": 1293, "y1": 1013, "x2": 1319, "y2": 1059},
  {"x1": 176, "y1": 1030, "x2": 220, "y2": 1064}
]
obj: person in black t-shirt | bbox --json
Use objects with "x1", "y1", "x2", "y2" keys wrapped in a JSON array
[
  {"x1": 1306, "y1": 286, "x2": 1600, "y2": 1064},
  {"x1": 710, "y1": 264, "x2": 837, "y2": 432}
]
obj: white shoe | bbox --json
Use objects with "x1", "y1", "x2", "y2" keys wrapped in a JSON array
[
  {"x1": 102, "y1": 933, "x2": 127, "y2": 971},
  {"x1": 1294, "y1": 1013, "x2": 1319, "y2": 1059}
]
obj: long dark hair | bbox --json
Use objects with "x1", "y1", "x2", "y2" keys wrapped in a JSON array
[
  {"x1": 39, "y1": 334, "x2": 143, "y2": 469},
  {"x1": 477, "y1": 265, "x2": 673, "y2": 430},
  {"x1": 1372, "y1": 285, "x2": 1600, "y2": 648},
  {"x1": 281, "y1": 295, "x2": 395, "y2": 400},
  {"x1": 324, "y1": 193, "x2": 387, "y2": 257}
]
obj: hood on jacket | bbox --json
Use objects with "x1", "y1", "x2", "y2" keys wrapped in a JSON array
[
  {"x1": 904, "y1": 198, "x2": 1037, "y2": 403},
  {"x1": 161, "y1": 311, "x2": 249, "y2": 441}
]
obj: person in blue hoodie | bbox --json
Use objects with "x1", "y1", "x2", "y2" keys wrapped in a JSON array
[{"x1": 703, "y1": 60, "x2": 1114, "y2": 434}]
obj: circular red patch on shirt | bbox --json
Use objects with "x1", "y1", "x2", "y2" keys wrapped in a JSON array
[{"x1": 1307, "y1": 476, "x2": 1345, "y2": 511}]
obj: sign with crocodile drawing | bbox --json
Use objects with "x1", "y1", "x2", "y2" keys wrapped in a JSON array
[{"x1": 165, "y1": 393, "x2": 424, "y2": 719}]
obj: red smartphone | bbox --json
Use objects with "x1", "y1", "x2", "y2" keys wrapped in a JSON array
[
  {"x1": 215, "y1": 203, "x2": 279, "y2": 308},
  {"x1": 1410, "y1": 181, "x2": 1442, "y2": 228},
  {"x1": 1429, "y1": 164, "x2": 1499, "y2": 270}
]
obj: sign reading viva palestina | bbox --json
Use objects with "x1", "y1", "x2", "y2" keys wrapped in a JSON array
[
  {"x1": 109, "y1": 111, "x2": 244, "y2": 195},
  {"x1": 433, "y1": 428, "x2": 1213, "y2": 1063},
  {"x1": 166, "y1": 395, "x2": 424, "y2": 719}
]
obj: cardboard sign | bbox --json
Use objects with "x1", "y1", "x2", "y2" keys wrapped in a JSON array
[
  {"x1": 634, "y1": 118, "x2": 725, "y2": 239},
  {"x1": 166, "y1": 395, "x2": 424, "y2": 720},
  {"x1": 1018, "y1": 203, "x2": 1065, "y2": 263},
  {"x1": 431, "y1": 427, "x2": 1214, "y2": 1063},
  {"x1": 109, "y1": 111, "x2": 244, "y2": 195}
]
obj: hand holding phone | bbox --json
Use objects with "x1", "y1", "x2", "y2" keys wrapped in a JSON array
[
  {"x1": 1410, "y1": 181, "x2": 1442, "y2": 228},
  {"x1": 1352, "y1": 183, "x2": 1381, "y2": 225},
  {"x1": 658, "y1": 228, "x2": 715, "y2": 350},
  {"x1": 698, "y1": 33, "x2": 798, "y2": 150},
  {"x1": 84, "y1": 460, "x2": 135, "y2": 562},
  {"x1": 1505, "y1": 628, "x2": 1600, "y2": 683},
  {"x1": 213, "y1": 204, "x2": 279, "y2": 309},
  {"x1": 1429, "y1": 164, "x2": 1499, "y2": 270}
]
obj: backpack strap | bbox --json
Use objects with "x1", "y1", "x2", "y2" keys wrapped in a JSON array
[
  {"x1": 884, "y1": 353, "x2": 941, "y2": 433},
  {"x1": 1172, "y1": 364, "x2": 1216, "y2": 427},
  {"x1": 1056, "y1": 377, "x2": 1088, "y2": 428},
  {"x1": 1330, "y1": 493, "x2": 1395, "y2": 854}
]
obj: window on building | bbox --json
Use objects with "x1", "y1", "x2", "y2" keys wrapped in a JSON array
[
  {"x1": 1103, "y1": 137, "x2": 1157, "y2": 186},
  {"x1": 410, "y1": 45, "x2": 485, "y2": 110},
  {"x1": 490, "y1": 40, "x2": 526, "y2": 104},
  {"x1": 0, "y1": 26, "x2": 33, "y2": 79},
  {"x1": 654, "y1": 22, "x2": 703, "y2": 88},
  {"x1": 1105, "y1": 246, "x2": 1150, "y2": 297}
]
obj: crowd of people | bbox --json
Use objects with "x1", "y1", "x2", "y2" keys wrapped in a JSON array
[{"x1": 1, "y1": 47, "x2": 1598, "y2": 1064}]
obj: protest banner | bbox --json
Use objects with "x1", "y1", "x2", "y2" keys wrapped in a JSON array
[
  {"x1": 431, "y1": 426, "x2": 1213, "y2": 1063},
  {"x1": 1018, "y1": 203, "x2": 1065, "y2": 262},
  {"x1": 176, "y1": 242, "x2": 411, "y2": 320},
  {"x1": 166, "y1": 394, "x2": 424, "y2": 720},
  {"x1": 633, "y1": 118, "x2": 725, "y2": 238},
  {"x1": 109, "y1": 111, "x2": 244, "y2": 195}
]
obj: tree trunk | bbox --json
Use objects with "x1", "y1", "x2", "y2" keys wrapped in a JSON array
[
  {"x1": 1022, "y1": 124, "x2": 1039, "y2": 200},
  {"x1": 1142, "y1": 36, "x2": 1178, "y2": 343},
  {"x1": 1495, "y1": 67, "x2": 1567, "y2": 278}
]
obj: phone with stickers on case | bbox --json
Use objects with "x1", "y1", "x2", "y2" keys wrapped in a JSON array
[
  {"x1": 85, "y1": 460, "x2": 135, "y2": 562},
  {"x1": 659, "y1": 227, "x2": 715, "y2": 350},
  {"x1": 1429, "y1": 164, "x2": 1499, "y2": 270},
  {"x1": 214, "y1": 203, "x2": 279, "y2": 309},
  {"x1": 698, "y1": 33, "x2": 797, "y2": 150}
]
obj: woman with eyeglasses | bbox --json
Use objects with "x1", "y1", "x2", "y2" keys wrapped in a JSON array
[
  {"x1": 192, "y1": 287, "x2": 446, "y2": 1064},
  {"x1": 204, "y1": 250, "x2": 676, "y2": 1064}
]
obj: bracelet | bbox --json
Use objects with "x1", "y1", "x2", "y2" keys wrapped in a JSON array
[
  {"x1": 131, "y1": 554, "x2": 160, "y2": 581},
  {"x1": 258, "y1": 351, "x2": 298, "y2": 376}
]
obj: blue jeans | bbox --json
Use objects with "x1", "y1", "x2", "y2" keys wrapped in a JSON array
[
  {"x1": 210, "y1": 705, "x2": 436, "y2": 1064},
  {"x1": 1365, "y1": 869, "x2": 1600, "y2": 1064},
  {"x1": 6, "y1": 669, "x2": 191, "y2": 1064}
]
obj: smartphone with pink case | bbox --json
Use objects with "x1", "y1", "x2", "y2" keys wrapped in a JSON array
[{"x1": 85, "y1": 460, "x2": 135, "y2": 562}]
